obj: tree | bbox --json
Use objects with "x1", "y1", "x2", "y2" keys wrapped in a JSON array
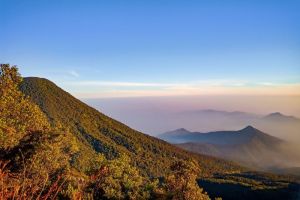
[
  {"x1": 0, "y1": 64, "x2": 49, "y2": 149},
  {"x1": 0, "y1": 64, "x2": 78, "y2": 199},
  {"x1": 165, "y1": 160, "x2": 211, "y2": 200}
]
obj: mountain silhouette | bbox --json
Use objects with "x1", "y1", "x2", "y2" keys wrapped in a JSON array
[{"x1": 159, "y1": 126, "x2": 298, "y2": 171}]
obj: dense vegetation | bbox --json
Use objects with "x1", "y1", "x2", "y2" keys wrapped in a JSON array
[{"x1": 1, "y1": 64, "x2": 299, "y2": 199}]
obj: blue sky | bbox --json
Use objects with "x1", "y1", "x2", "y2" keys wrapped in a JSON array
[{"x1": 1, "y1": 0, "x2": 300, "y2": 97}]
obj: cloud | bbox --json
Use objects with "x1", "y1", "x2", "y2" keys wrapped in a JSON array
[
  {"x1": 61, "y1": 80, "x2": 300, "y2": 98},
  {"x1": 65, "y1": 79, "x2": 251, "y2": 88},
  {"x1": 66, "y1": 81, "x2": 183, "y2": 87},
  {"x1": 69, "y1": 70, "x2": 79, "y2": 78},
  {"x1": 258, "y1": 82, "x2": 277, "y2": 86}
]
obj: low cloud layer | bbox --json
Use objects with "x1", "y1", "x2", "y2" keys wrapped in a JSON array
[{"x1": 62, "y1": 80, "x2": 300, "y2": 98}]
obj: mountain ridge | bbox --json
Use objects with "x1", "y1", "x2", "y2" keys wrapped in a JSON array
[
  {"x1": 159, "y1": 125, "x2": 283, "y2": 145},
  {"x1": 159, "y1": 126, "x2": 295, "y2": 171},
  {"x1": 263, "y1": 112, "x2": 300, "y2": 122}
]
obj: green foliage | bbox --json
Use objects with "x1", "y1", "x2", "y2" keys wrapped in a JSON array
[
  {"x1": 0, "y1": 64, "x2": 76, "y2": 198},
  {"x1": 0, "y1": 64, "x2": 49, "y2": 149}
]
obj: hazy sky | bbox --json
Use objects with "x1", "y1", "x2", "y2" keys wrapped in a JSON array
[
  {"x1": 83, "y1": 95, "x2": 300, "y2": 134},
  {"x1": 1, "y1": 0, "x2": 300, "y2": 97}
]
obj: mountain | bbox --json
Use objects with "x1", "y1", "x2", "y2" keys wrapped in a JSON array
[
  {"x1": 256, "y1": 112, "x2": 300, "y2": 143},
  {"x1": 159, "y1": 126, "x2": 300, "y2": 171},
  {"x1": 160, "y1": 109, "x2": 300, "y2": 142},
  {"x1": 20, "y1": 77, "x2": 239, "y2": 176},
  {"x1": 175, "y1": 109, "x2": 260, "y2": 132},
  {"x1": 263, "y1": 112, "x2": 300, "y2": 123},
  {"x1": 160, "y1": 125, "x2": 282, "y2": 145},
  {"x1": 181, "y1": 109, "x2": 259, "y2": 119}
]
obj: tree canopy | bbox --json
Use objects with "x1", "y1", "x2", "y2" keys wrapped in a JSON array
[{"x1": 0, "y1": 64, "x2": 50, "y2": 149}]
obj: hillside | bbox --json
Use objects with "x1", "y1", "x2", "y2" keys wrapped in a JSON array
[
  {"x1": 20, "y1": 77, "x2": 240, "y2": 177},
  {"x1": 159, "y1": 126, "x2": 300, "y2": 172}
]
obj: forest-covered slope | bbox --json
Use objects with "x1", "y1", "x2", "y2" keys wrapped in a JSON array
[{"x1": 20, "y1": 77, "x2": 240, "y2": 177}]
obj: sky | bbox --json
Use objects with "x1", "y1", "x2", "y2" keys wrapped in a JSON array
[{"x1": 1, "y1": 0, "x2": 300, "y2": 97}]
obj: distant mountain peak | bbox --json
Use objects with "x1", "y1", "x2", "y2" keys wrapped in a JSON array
[
  {"x1": 267, "y1": 112, "x2": 284, "y2": 117},
  {"x1": 163, "y1": 128, "x2": 191, "y2": 135},
  {"x1": 176, "y1": 128, "x2": 190, "y2": 132},
  {"x1": 159, "y1": 128, "x2": 192, "y2": 140},
  {"x1": 264, "y1": 112, "x2": 299, "y2": 122},
  {"x1": 241, "y1": 125, "x2": 256, "y2": 132}
]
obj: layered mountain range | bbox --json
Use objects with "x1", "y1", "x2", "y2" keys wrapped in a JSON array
[
  {"x1": 174, "y1": 109, "x2": 300, "y2": 142},
  {"x1": 159, "y1": 126, "x2": 300, "y2": 174}
]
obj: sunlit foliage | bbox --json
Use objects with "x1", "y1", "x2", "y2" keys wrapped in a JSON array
[
  {"x1": 164, "y1": 160, "x2": 211, "y2": 200},
  {"x1": 0, "y1": 64, "x2": 49, "y2": 149},
  {"x1": 88, "y1": 154, "x2": 155, "y2": 199}
]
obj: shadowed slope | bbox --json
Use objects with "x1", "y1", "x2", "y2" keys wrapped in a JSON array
[{"x1": 159, "y1": 126, "x2": 297, "y2": 171}]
